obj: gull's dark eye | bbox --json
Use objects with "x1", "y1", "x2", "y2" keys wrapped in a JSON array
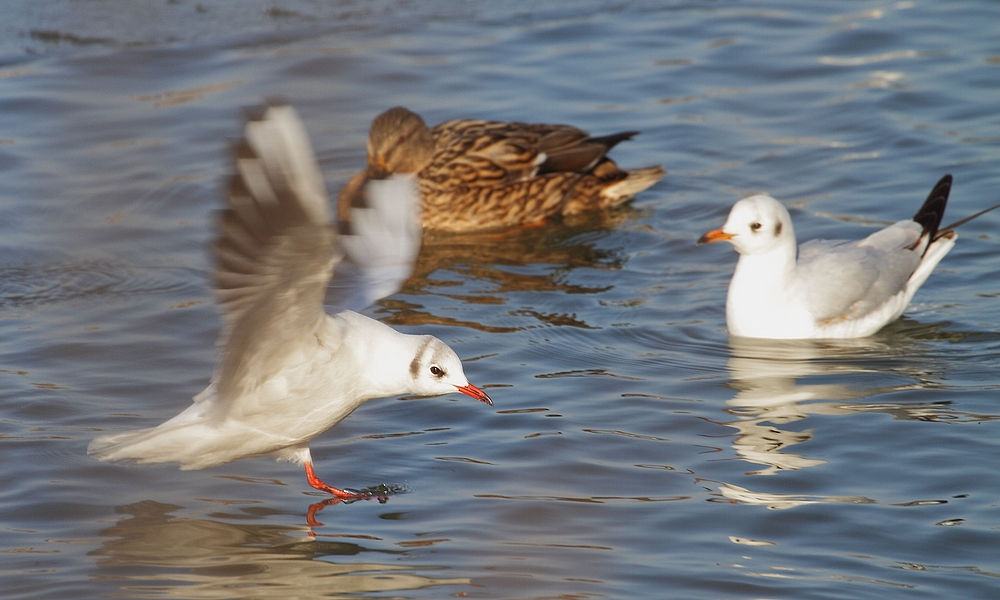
[
  {"x1": 750, "y1": 222, "x2": 762, "y2": 232},
  {"x1": 429, "y1": 365, "x2": 444, "y2": 377}
]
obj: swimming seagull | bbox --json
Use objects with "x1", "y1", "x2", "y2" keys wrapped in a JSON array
[
  {"x1": 337, "y1": 108, "x2": 666, "y2": 232},
  {"x1": 698, "y1": 175, "x2": 1000, "y2": 339},
  {"x1": 89, "y1": 102, "x2": 492, "y2": 498}
]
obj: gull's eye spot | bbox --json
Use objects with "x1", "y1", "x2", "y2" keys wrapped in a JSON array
[
  {"x1": 750, "y1": 222, "x2": 762, "y2": 232},
  {"x1": 429, "y1": 365, "x2": 444, "y2": 377}
]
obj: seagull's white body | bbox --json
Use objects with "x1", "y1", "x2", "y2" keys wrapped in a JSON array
[
  {"x1": 722, "y1": 210, "x2": 955, "y2": 339},
  {"x1": 700, "y1": 176, "x2": 959, "y2": 339},
  {"x1": 89, "y1": 104, "x2": 491, "y2": 494},
  {"x1": 91, "y1": 311, "x2": 453, "y2": 469}
]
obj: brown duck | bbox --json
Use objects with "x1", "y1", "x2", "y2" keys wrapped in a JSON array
[{"x1": 338, "y1": 107, "x2": 665, "y2": 232}]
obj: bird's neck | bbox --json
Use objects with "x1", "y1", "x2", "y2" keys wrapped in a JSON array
[
  {"x1": 734, "y1": 243, "x2": 797, "y2": 282},
  {"x1": 335, "y1": 311, "x2": 423, "y2": 400},
  {"x1": 726, "y1": 244, "x2": 800, "y2": 336}
]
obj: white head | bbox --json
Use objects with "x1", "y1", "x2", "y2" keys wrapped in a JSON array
[
  {"x1": 698, "y1": 195, "x2": 796, "y2": 256},
  {"x1": 405, "y1": 335, "x2": 493, "y2": 405}
]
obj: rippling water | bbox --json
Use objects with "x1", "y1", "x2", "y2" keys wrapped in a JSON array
[{"x1": 3, "y1": 1, "x2": 1000, "y2": 598}]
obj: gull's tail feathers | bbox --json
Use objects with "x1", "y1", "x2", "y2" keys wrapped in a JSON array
[
  {"x1": 911, "y1": 174, "x2": 951, "y2": 247},
  {"x1": 907, "y1": 172, "x2": 1000, "y2": 243},
  {"x1": 905, "y1": 232, "x2": 957, "y2": 306},
  {"x1": 88, "y1": 421, "x2": 221, "y2": 470},
  {"x1": 906, "y1": 173, "x2": 1000, "y2": 306},
  {"x1": 88, "y1": 396, "x2": 270, "y2": 471},
  {"x1": 936, "y1": 201, "x2": 1000, "y2": 240}
]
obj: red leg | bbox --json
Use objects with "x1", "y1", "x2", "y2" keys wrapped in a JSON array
[
  {"x1": 306, "y1": 498, "x2": 343, "y2": 527},
  {"x1": 303, "y1": 461, "x2": 372, "y2": 499}
]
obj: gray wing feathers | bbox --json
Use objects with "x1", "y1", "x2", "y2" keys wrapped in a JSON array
[
  {"x1": 243, "y1": 105, "x2": 330, "y2": 225},
  {"x1": 796, "y1": 221, "x2": 925, "y2": 321},
  {"x1": 214, "y1": 104, "x2": 340, "y2": 396},
  {"x1": 326, "y1": 175, "x2": 423, "y2": 312}
]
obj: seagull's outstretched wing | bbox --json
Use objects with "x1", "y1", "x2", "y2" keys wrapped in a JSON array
[
  {"x1": 325, "y1": 174, "x2": 423, "y2": 312},
  {"x1": 214, "y1": 103, "x2": 340, "y2": 398}
]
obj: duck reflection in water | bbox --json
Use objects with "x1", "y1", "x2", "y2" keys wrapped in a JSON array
[{"x1": 341, "y1": 208, "x2": 635, "y2": 332}]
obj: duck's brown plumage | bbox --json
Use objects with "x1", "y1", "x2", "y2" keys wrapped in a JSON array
[{"x1": 339, "y1": 109, "x2": 665, "y2": 233}]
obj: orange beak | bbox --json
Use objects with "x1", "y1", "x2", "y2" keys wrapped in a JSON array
[
  {"x1": 697, "y1": 228, "x2": 735, "y2": 245},
  {"x1": 457, "y1": 383, "x2": 493, "y2": 406}
]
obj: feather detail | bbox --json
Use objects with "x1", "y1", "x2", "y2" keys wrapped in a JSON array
[{"x1": 349, "y1": 112, "x2": 665, "y2": 232}]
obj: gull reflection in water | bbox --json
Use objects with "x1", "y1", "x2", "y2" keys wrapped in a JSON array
[
  {"x1": 712, "y1": 323, "x2": 1000, "y2": 509},
  {"x1": 90, "y1": 501, "x2": 468, "y2": 598},
  {"x1": 719, "y1": 324, "x2": 980, "y2": 476},
  {"x1": 717, "y1": 482, "x2": 876, "y2": 510}
]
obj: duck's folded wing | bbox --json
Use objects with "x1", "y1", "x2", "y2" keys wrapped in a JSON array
[
  {"x1": 537, "y1": 130, "x2": 639, "y2": 174},
  {"x1": 325, "y1": 174, "x2": 423, "y2": 312},
  {"x1": 214, "y1": 103, "x2": 339, "y2": 392},
  {"x1": 428, "y1": 120, "x2": 589, "y2": 185}
]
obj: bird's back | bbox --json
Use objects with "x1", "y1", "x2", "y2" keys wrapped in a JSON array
[{"x1": 418, "y1": 118, "x2": 663, "y2": 231}]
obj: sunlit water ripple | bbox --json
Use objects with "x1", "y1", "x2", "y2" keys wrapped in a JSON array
[{"x1": 2, "y1": 1, "x2": 999, "y2": 598}]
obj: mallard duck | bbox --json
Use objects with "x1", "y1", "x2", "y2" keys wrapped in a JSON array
[{"x1": 339, "y1": 108, "x2": 665, "y2": 232}]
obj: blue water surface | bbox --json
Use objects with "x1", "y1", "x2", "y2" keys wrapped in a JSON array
[{"x1": 1, "y1": 1, "x2": 999, "y2": 598}]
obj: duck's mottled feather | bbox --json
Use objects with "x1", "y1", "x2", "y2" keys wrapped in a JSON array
[{"x1": 417, "y1": 118, "x2": 664, "y2": 231}]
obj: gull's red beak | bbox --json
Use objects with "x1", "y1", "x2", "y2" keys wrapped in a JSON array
[
  {"x1": 697, "y1": 228, "x2": 735, "y2": 244},
  {"x1": 457, "y1": 383, "x2": 493, "y2": 406}
]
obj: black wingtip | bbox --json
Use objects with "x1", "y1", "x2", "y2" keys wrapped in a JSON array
[
  {"x1": 587, "y1": 130, "x2": 641, "y2": 150},
  {"x1": 912, "y1": 174, "x2": 952, "y2": 242},
  {"x1": 262, "y1": 95, "x2": 289, "y2": 109},
  {"x1": 241, "y1": 104, "x2": 269, "y2": 124},
  {"x1": 231, "y1": 138, "x2": 255, "y2": 161},
  {"x1": 239, "y1": 98, "x2": 289, "y2": 126}
]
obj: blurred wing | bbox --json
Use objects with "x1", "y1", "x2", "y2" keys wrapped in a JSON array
[
  {"x1": 325, "y1": 174, "x2": 422, "y2": 312},
  {"x1": 214, "y1": 103, "x2": 339, "y2": 390}
]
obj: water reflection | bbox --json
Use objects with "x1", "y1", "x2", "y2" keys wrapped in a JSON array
[
  {"x1": 715, "y1": 482, "x2": 876, "y2": 510},
  {"x1": 90, "y1": 501, "x2": 468, "y2": 598},
  {"x1": 721, "y1": 335, "x2": 898, "y2": 476},
  {"x1": 363, "y1": 209, "x2": 635, "y2": 331},
  {"x1": 719, "y1": 326, "x2": 993, "y2": 477},
  {"x1": 0, "y1": 258, "x2": 192, "y2": 310}
]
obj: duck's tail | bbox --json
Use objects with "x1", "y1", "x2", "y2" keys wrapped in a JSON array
[{"x1": 598, "y1": 165, "x2": 666, "y2": 207}]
